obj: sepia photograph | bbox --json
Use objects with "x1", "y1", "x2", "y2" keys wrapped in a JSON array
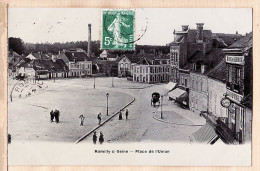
[{"x1": 7, "y1": 8, "x2": 252, "y2": 165}]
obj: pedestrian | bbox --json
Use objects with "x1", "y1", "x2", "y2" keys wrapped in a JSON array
[
  {"x1": 119, "y1": 110, "x2": 122, "y2": 120},
  {"x1": 99, "y1": 131, "x2": 104, "y2": 144},
  {"x1": 97, "y1": 112, "x2": 102, "y2": 125},
  {"x1": 50, "y1": 110, "x2": 54, "y2": 122},
  {"x1": 79, "y1": 115, "x2": 85, "y2": 126},
  {"x1": 125, "y1": 109, "x2": 129, "y2": 120},
  {"x1": 92, "y1": 131, "x2": 97, "y2": 144},
  {"x1": 54, "y1": 109, "x2": 60, "y2": 123}
]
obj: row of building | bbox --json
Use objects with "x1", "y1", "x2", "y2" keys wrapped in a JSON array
[
  {"x1": 167, "y1": 23, "x2": 252, "y2": 144},
  {"x1": 8, "y1": 48, "x2": 92, "y2": 80}
]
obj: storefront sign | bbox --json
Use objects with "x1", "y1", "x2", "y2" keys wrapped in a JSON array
[
  {"x1": 226, "y1": 55, "x2": 244, "y2": 65},
  {"x1": 226, "y1": 89, "x2": 243, "y2": 103}
]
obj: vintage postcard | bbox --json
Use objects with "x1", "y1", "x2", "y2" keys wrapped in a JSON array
[{"x1": 6, "y1": 8, "x2": 252, "y2": 166}]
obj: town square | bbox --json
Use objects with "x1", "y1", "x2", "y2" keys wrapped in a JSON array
[{"x1": 6, "y1": 8, "x2": 253, "y2": 165}]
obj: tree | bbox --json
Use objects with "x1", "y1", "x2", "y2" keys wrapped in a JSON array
[{"x1": 8, "y1": 37, "x2": 25, "y2": 55}]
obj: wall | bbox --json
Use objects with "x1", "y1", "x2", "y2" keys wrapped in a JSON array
[
  {"x1": 179, "y1": 72, "x2": 190, "y2": 89},
  {"x1": 189, "y1": 72, "x2": 208, "y2": 114},
  {"x1": 208, "y1": 78, "x2": 227, "y2": 118},
  {"x1": 170, "y1": 45, "x2": 180, "y2": 82},
  {"x1": 245, "y1": 107, "x2": 252, "y2": 142}
]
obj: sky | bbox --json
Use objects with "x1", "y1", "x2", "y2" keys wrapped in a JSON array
[{"x1": 8, "y1": 8, "x2": 252, "y2": 45}]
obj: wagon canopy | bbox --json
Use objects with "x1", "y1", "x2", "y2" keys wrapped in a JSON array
[{"x1": 152, "y1": 92, "x2": 160, "y2": 97}]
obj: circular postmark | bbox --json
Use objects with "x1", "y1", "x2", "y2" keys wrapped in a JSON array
[
  {"x1": 10, "y1": 79, "x2": 48, "y2": 102},
  {"x1": 102, "y1": 9, "x2": 148, "y2": 49}
]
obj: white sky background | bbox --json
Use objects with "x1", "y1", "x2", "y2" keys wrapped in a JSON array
[{"x1": 8, "y1": 8, "x2": 252, "y2": 45}]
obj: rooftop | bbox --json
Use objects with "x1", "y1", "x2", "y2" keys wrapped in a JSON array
[{"x1": 229, "y1": 32, "x2": 252, "y2": 49}]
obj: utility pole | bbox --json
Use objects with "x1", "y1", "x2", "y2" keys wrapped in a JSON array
[
  {"x1": 112, "y1": 77, "x2": 114, "y2": 87},
  {"x1": 94, "y1": 77, "x2": 95, "y2": 89},
  {"x1": 161, "y1": 95, "x2": 163, "y2": 119}
]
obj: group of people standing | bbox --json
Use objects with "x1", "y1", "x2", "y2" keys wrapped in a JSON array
[
  {"x1": 92, "y1": 131, "x2": 104, "y2": 144},
  {"x1": 119, "y1": 109, "x2": 128, "y2": 120},
  {"x1": 50, "y1": 109, "x2": 60, "y2": 123}
]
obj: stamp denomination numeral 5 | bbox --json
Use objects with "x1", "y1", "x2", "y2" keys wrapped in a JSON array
[{"x1": 104, "y1": 37, "x2": 112, "y2": 45}]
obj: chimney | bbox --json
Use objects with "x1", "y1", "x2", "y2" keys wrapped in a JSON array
[
  {"x1": 52, "y1": 55, "x2": 57, "y2": 62},
  {"x1": 201, "y1": 64, "x2": 205, "y2": 74},
  {"x1": 181, "y1": 25, "x2": 189, "y2": 31},
  {"x1": 203, "y1": 42, "x2": 207, "y2": 57},
  {"x1": 140, "y1": 58, "x2": 143, "y2": 65},
  {"x1": 88, "y1": 24, "x2": 92, "y2": 58},
  {"x1": 196, "y1": 23, "x2": 204, "y2": 43},
  {"x1": 193, "y1": 63, "x2": 197, "y2": 71},
  {"x1": 38, "y1": 52, "x2": 42, "y2": 61}
]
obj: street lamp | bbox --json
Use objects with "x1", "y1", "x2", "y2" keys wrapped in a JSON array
[
  {"x1": 161, "y1": 95, "x2": 163, "y2": 119},
  {"x1": 93, "y1": 77, "x2": 96, "y2": 89},
  {"x1": 112, "y1": 76, "x2": 114, "y2": 87},
  {"x1": 106, "y1": 93, "x2": 109, "y2": 116}
]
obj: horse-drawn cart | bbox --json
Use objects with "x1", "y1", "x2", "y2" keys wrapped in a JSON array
[{"x1": 151, "y1": 92, "x2": 160, "y2": 106}]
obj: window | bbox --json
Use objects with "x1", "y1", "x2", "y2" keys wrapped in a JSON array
[
  {"x1": 185, "y1": 78, "x2": 187, "y2": 87},
  {"x1": 181, "y1": 76, "x2": 184, "y2": 85},
  {"x1": 195, "y1": 80, "x2": 198, "y2": 91},
  {"x1": 175, "y1": 50, "x2": 178, "y2": 62},
  {"x1": 235, "y1": 67, "x2": 241, "y2": 84},
  {"x1": 228, "y1": 65, "x2": 232, "y2": 82},
  {"x1": 200, "y1": 81, "x2": 203, "y2": 92},
  {"x1": 120, "y1": 63, "x2": 124, "y2": 69}
]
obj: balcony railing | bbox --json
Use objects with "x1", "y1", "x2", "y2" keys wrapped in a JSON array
[{"x1": 227, "y1": 82, "x2": 242, "y2": 94}]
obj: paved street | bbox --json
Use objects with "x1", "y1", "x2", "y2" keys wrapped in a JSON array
[
  {"x1": 81, "y1": 78, "x2": 205, "y2": 143},
  {"x1": 8, "y1": 77, "x2": 205, "y2": 143}
]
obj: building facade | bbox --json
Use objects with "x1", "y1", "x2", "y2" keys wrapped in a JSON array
[
  {"x1": 58, "y1": 49, "x2": 92, "y2": 77},
  {"x1": 217, "y1": 32, "x2": 252, "y2": 144},
  {"x1": 189, "y1": 72, "x2": 208, "y2": 114},
  {"x1": 133, "y1": 58, "x2": 170, "y2": 83},
  {"x1": 118, "y1": 55, "x2": 132, "y2": 77}
]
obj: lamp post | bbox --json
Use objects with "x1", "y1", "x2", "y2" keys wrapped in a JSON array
[
  {"x1": 161, "y1": 95, "x2": 163, "y2": 119},
  {"x1": 106, "y1": 93, "x2": 109, "y2": 116},
  {"x1": 112, "y1": 76, "x2": 114, "y2": 87},
  {"x1": 94, "y1": 77, "x2": 96, "y2": 89}
]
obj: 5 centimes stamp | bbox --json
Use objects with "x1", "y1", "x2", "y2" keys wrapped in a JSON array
[{"x1": 102, "y1": 10, "x2": 135, "y2": 50}]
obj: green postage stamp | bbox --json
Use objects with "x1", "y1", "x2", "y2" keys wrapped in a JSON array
[{"x1": 101, "y1": 10, "x2": 135, "y2": 50}]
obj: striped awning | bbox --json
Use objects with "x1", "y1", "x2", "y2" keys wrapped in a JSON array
[{"x1": 190, "y1": 122, "x2": 219, "y2": 144}]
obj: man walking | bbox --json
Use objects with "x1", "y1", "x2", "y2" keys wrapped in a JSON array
[
  {"x1": 50, "y1": 110, "x2": 54, "y2": 122},
  {"x1": 54, "y1": 109, "x2": 60, "y2": 123},
  {"x1": 119, "y1": 110, "x2": 122, "y2": 120},
  {"x1": 92, "y1": 131, "x2": 97, "y2": 144},
  {"x1": 125, "y1": 109, "x2": 129, "y2": 120},
  {"x1": 99, "y1": 131, "x2": 104, "y2": 144},
  {"x1": 79, "y1": 115, "x2": 85, "y2": 126},
  {"x1": 97, "y1": 112, "x2": 102, "y2": 125}
]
